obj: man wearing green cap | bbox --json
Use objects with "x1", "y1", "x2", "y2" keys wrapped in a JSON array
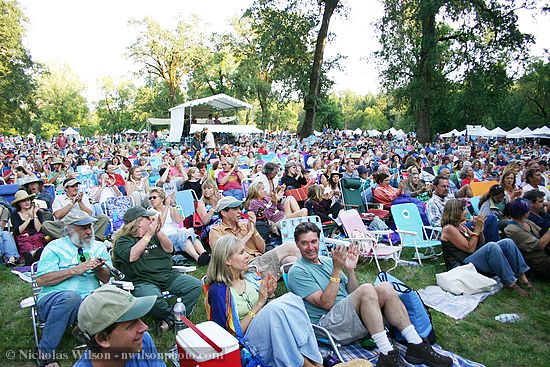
[
  {"x1": 74, "y1": 285, "x2": 166, "y2": 366},
  {"x1": 113, "y1": 207, "x2": 201, "y2": 332}
]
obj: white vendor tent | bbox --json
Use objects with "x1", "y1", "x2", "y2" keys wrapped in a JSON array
[
  {"x1": 125, "y1": 129, "x2": 139, "y2": 134},
  {"x1": 168, "y1": 94, "x2": 252, "y2": 142},
  {"x1": 466, "y1": 125, "x2": 492, "y2": 137},
  {"x1": 507, "y1": 127, "x2": 523, "y2": 134},
  {"x1": 367, "y1": 129, "x2": 382, "y2": 137},
  {"x1": 440, "y1": 129, "x2": 465, "y2": 138},
  {"x1": 508, "y1": 127, "x2": 532, "y2": 139},
  {"x1": 528, "y1": 126, "x2": 550, "y2": 138},
  {"x1": 488, "y1": 127, "x2": 507, "y2": 137}
]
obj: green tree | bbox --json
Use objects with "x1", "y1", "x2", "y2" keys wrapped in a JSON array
[
  {"x1": 95, "y1": 77, "x2": 137, "y2": 134},
  {"x1": 236, "y1": 2, "x2": 318, "y2": 129},
  {"x1": 133, "y1": 76, "x2": 174, "y2": 124},
  {"x1": 376, "y1": 0, "x2": 536, "y2": 142},
  {"x1": 514, "y1": 57, "x2": 550, "y2": 126},
  {"x1": 34, "y1": 63, "x2": 88, "y2": 138},
  {"x1": 127, "y1": 16, "x2": 206, "y2": 106},
  {"x1": 0, "y1": 0, "x2": 37, "y2": 133}
]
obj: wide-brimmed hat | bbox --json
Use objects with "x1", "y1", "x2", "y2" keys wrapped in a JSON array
[
  {"x1": 78, "y1": 285, "x2": 156, "y2": 337},
  {"x1": 63, "y1": 211, "x2": 97, "y2": 226},
  {"x1": 11, "y1": 190, "x2": 36, "y2": 206},
  {"x1": 50, "y1": 158, "x2": 63, "y2": 165},
  {"x1": 21, "y1": 174, "x2": 44, "y2": 186}
]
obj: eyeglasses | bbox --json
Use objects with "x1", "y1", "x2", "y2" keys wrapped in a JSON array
[
  {"x1": 239, "y1": 291, "x2": 254, "y2": 311},
  {"x1": 77, "y1": 248, "x2": 87, "y2": 263},
  {"x1": 68, "y1": 184, "x2": 79, "y2": 188},
  {"x1": 149, "y1": 196, "x2": 158, "y2": 200}
]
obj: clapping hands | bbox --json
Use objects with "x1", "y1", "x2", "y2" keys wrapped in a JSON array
[{"x1": 331, "y1": 244, "x2": 359, "y2": 272}]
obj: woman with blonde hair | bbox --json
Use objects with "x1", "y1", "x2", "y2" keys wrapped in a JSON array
[
  {"x1": 125, "y1": 165, "x2": 150, "y2": 208},
  {"x1": 148, "y1": 187, "x2": 210, "y2": 266},
  {"x1": 304, "y1": 184, "x2": 341, "y2": 222},
  {"x1": 440, "y1": 199, "x2": 531, "y2": 297},
  {"x1": 205, "y1": 235, "x2": 322, "y2": 367},
  {"x1": 196, "y1": 179, "x2": 222, "y2": 244},
  {"x1": 113, "y1": 206, "x2": 202, "y2": 331},
  {"x1": 243, "y1": 181, "x2": 306, "y2": 224}
]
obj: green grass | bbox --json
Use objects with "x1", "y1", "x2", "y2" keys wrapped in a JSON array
[{"x1": 2, "y1": 255, "x2": 549, "y2": 366}]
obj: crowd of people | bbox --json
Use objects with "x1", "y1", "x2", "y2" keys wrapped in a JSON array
[{"x1": 1, "y1": 128, "x2": 549, "y2": 367}]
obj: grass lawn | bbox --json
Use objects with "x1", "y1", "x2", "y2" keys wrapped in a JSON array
[{"x1": 1, "y1": 254, "x2": 549, "y2": 367}]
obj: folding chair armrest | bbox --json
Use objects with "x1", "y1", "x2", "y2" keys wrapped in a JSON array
[
  {"x1": 311, "y1": 324, "x2": 345, "y2": 363},
  {"x1": 172, "y1": 265, "x2": 197, "y2": 273},
  {"x1": 395, "y1": 229, "x2": 417, "y2": 236},
  {"x1": 369, "y1": 230, "x2": 393, "y2": 236},
  {"x1": 20, "y1": 296, "x2": 35, "y2": 309},
  {"x1": 324, "y1": 238, "x2": 351, "y2": 247},
  {"x1": 346, "y1": 237, "x2": 377, "y2": 243},
  {"x1": 425, "y1": 226, "x2": 442, "y2": 232},
  {"x1": 342, "y1": 203, "x2": 360, "y2": 208}
]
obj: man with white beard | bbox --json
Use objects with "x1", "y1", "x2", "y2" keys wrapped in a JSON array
[{"x1": 35, "y1": 211, "x2": 111, "y2": 367}]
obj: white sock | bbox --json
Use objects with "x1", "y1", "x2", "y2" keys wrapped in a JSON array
[
  {"x1": 372, "y1": 330, "x2": 393, "y2": 355},
  {"x1": 401, "y1": 324, "x2": 423, "y2": 345}
]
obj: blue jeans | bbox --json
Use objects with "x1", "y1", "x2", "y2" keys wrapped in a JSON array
[
  {"x1": 168, "y1": 231, "x2": 198, "y2": 253},
  {"x1": 0, "y1": 230, "x2": 18, "y2": 263},
  {"x1": 464, "y1": 239, "x2": 530, "y2": 286},
  {"x1": 222, "y1": 188, "x2": 244, "y2": 200},
  {"x1": 37, "y1": 291, "x2": 82, "y2": 357},
  {"x1": 465, "y1": 214, "x2": 500, "y2": 243}
]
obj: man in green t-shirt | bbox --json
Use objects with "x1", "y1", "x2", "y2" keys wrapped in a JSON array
[
  {"x1": 113, "y1": 207, "x2": 201, "y2": 332},
  {"x1": 288, "y1": 222, "x2": 452, "y2": 367}
]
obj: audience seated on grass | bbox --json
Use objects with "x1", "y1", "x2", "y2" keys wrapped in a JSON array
[{"x1": 440, "y1": 199, "x2": 532, "y2": 297}]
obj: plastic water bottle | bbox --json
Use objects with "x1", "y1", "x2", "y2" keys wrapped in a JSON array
[
  {"x1": 399, "y1": 260, "x2": 420, "y2": 267},
  {"x1": 494, "y1": 313, "x2": 520, "y2": 323},
  {"x1": 174, "y1": 298, "x2": 187, "y2": 333}
]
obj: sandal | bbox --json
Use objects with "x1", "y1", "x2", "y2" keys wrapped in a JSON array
[
  {"x1": 6, "y1": 256, "x2": 17, "y2": 267},
  {"x1": 519, "y1": 280, "x2": 539, "y2": 294},
  {"x1": 506, "y1": 283, "x2": 530, "y2": 298}
]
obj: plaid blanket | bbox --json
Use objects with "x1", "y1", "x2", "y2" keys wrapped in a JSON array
[{"x1": 320, "y1": 342, "x2": 485, "y2": 367}]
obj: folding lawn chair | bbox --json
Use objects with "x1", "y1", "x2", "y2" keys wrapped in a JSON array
[
  {"x1": 175, "y1": 189, "x2": 198, "y2": 219},
  {"x1": 338, "y1": 209, "x2": 402, "y2": 272},
  {"x1": 391, "y1": 203, "x2": 442, "y2": 265},
  {"x1": 101, "y1": 196, "x2": 134, "y2": 233},
  {"x1": 339, "y1": 178, "x2": 389, "y2": 219},
  {"x1": 19, "y1": 262, "x2": 44, "y2": 349},
  {"x1": 469, "y1": 196, "x2": 482, "y2": 216}
]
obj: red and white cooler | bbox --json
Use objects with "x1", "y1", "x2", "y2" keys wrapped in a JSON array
[{"x1": 176, "y1": 320, "x2": 241, "y2": 367}]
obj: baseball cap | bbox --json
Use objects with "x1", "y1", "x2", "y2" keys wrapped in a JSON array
[
  {"x1": 63, "y1": 211, "x2": 97, "y2": 226},
  {"x1": 215, "y1": 196, "x2": 243, "y2": 213},
  {"x1": 357, "y1": 165, "x2": 368, "y2": 175},
  {"x1": 78, "y1": 285, "x2": 156, "y2": 336},
  {"x1": 123, "y1": 206, "x2": 157, "y2": 224}
]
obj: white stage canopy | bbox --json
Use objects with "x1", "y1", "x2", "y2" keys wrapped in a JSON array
[
  {"x1": 168, "y1": 94, "x2": 252, "y2": 142},
  {"x1": 189, "y1": 124, "x2": 262, "y2": 135}
]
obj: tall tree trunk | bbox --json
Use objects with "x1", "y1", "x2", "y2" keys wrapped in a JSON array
[
  {"x1": 415, "y1": 1, "x2": 439, "y2": 143},
  {"x1": 299, "y1": 0, "x2": 339, "y2": 139}
]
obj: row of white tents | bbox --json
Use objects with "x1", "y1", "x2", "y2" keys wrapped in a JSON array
[
  {"x1": 441, "y1": 126, "x2": 550, "y2": 139},
  {"x1": 314, "y1": 127, "x2": 410, "y2": 139}
]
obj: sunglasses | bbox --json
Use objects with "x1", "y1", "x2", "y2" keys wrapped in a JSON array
[
  {"x1": 68, "y1": 184, "x2": 79, "y2": 188},
  {"x1": 149, "y1": 195, "x2": 158, "y2": 200},
  {"x1": 77, "y1": 248, "x2": 87, "y2": 263}
]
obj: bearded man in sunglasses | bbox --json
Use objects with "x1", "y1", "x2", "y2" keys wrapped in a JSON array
[{"x1": 35, "y1": 211, "x2": 111, "y2": 367}]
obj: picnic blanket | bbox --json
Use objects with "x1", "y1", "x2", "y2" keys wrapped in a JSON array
[
  {"x1": 319, "y1": 342, "x2": 485, "y2": 367},
  {"x1": 418, "y1": 280, "x2": 503, "y2": 320}
]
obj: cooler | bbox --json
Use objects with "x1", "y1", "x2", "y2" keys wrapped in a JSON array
[{"x1": 176, "y1": 321, "x2": 241, "y2": 367}]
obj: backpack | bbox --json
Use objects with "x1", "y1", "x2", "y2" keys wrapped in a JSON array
[{"x1": 375, "y1": 272, "x2": 436, "y2": 344}]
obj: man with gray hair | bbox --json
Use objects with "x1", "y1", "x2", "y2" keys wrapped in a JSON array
[{"x1": 35, "y1": 211, "x2": 111, "y2": 367}]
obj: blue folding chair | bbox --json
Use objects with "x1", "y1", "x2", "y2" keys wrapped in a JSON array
[
  {"x1": 391, "y1": 203, "x2": 442, "y2": 264},
  {"x1": 0, "y1": 184, "x2": 20, "y2": 204},
  {"x1": 469, "y1": 196, "x2": 482, "y2": 216},
  {"x1": 175, "y1": 190, "x2": 198, "y2": 218}
]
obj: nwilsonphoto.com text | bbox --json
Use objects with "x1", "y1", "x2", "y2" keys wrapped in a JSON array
[{"x1": 2, "y1": 348, "x2": 226, "y2": 363}]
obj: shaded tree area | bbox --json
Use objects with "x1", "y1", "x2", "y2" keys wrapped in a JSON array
[
  {"x1": 0, "y1": 0, "x2": 37, "y2": 134},
  {"x1": 376, "y1": 0, "x2": 542, "y2": 142}
]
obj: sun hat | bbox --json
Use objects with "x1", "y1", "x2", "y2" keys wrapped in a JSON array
[
  {"x1": 215, "y1": 196, "x2": 243, "y2": 213},
  {"x1": 63, "y1": 178, "x2": 81, "y2": 188},
  {"x1": 11, "y1": 190, "x2": 36, "y2": 206},
  {"x1": 123, "y1": 206, "x2": 157, "y2": 224},
  {"x1": 21, "y1": 174, "x2": 44, "y2": 186},
  {"x1": 78, "y1": 285, "x2": 156, "y2": 336},
  {"x1": 63, "y1": 211, "x2": 97, "y2": 226}
]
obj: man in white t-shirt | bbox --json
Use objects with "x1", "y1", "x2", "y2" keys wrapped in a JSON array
[
  {"x1": 42, "y1": 178, "x2": 109, "y2": 240},
  {"x1": 522, "y1": 168, "x2": 550, "y2": 202}
]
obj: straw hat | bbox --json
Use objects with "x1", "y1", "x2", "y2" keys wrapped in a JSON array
[
  {"x1": 11, "y1": 190, "x2": 36, "y2": 206},
  {"x1": 50, "y1": 158, "x2": 63, "y2": 165}
]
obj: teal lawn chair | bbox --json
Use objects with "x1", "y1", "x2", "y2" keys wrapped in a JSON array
[
  {"x1": 175, "y1": 189, "x2": 198, "y2": 218},
  {"x1": 469, "y1": 196, "x2": 482, "y2": 216},
  {"x1": 390, "y1": 203, "x2": 442, "y2": 264}
]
